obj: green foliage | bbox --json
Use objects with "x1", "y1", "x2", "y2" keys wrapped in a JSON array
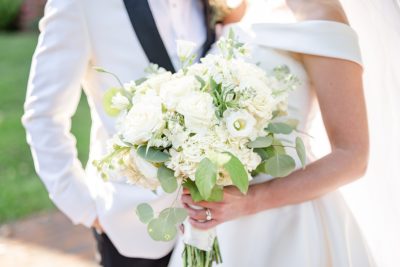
[
  {"x1": 222, "y1": 153, "x2": 249, "y2": 194},
  {"x1": 264, "y1": 154, "x2": 296, "y2": 177},
  {"x1": 136, "y1": 203, "x2": 154, "y2": 223},
  {"x1": 183, "y1": 179, "x2": 224, "y2": 202},
  {"x1": 145, "y1": 207, "x2": 188, "y2": 242},
  {"x1": 147, "y1": 217, "x2": 177, "y2": 241},
  {"x1": 157, "y1": 165, "x2": 178, "y2": 193},
  {"x1": 295, "y1": 137, "x2": 307, "y2": 168},
  {"x1": 247, "y1": 136, "x2": 273, "y2": 148},
  {"x1": 265, "y1": 122, "x2": 294, "y2": 135},
  {"x1": 195, "y1": 158, "x2": 217, "y2": 200},
  {"x1": 0, "y1": 0, "x2": 23, "y2": 31},
  {"x1": 137, "y1": 146, "x2": 170, "y2": 163}
]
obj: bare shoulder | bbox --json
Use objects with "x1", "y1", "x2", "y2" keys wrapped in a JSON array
[{"x1": 285, "y1": 0, "x2": 349, "y2": 24}]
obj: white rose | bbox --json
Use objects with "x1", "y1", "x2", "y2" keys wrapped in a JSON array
[
  {"x1": 176, "y1": 40, "x2": 197, "y2": 61},
  {"x1": 111, "y1": 92, "x2": 130, "y2": 110},
  {"x1": 159, "y1": 76, "x2": 199, "y2": 109},
  {"x1": 121, "y1": 93, "x2": 164, "y2": 144},
  {"x1": 224, "y1": 109, "x2": 257, "y2": 138},
  {"x1": 139, "y1": 72, "x2": 172, "y2": 93},
  {"x1": 176, "y1": 92, "x2": 215, "y2": 134}
]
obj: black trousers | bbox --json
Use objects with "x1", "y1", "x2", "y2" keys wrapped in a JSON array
[{"x1": 93, "y1": 230, "x2": 172, "y2": 267}]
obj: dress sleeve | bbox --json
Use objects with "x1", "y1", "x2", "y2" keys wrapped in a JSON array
[
  {"x1": 21, "y1": 0, "x2": 97, "y2": 227},
  {"x1": 252, "y1": 20, "x2": 363, "y2": 66}
]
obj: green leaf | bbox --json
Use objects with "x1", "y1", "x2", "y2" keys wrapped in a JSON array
[
  {"x1": 195, "y1": 158, "x2": 217, "y2": 200},
  {"x1": 183, "y1": 179, "x2": 204, "y2": 202},
  {"x1": 247, "y1": 136, "x2": 273, "y2": 148},
  {"x1": 136, "y1": 203, "x2": 154, "y2": 224},
  {"x1": 223, "y1": 153, "x2": 249, "y2": 194},
  {"x1": 266, "y1": 122, "x2": 294, "y2": 134},
  {"x1": 147, "y1": 218, "x2": 177, "y2": 241},
  {"x1": 183, "y1": 179, "x2": 223, "y2": 202},
  {"x1": 137, "y1": 146, "x2": 170, "y2": 163},
  {"x1": 272, "y1": 138, "x2": 286, "y2": 155},
  {"x1": 195, "y1": 75, "x2": 206, "y2": 89},
  {"x1": 295, "y1": 137, "x2": 306, "y2": 168},
  {"x1": 157, "y1": 165, "x2": 178, "y2": 193},
  {"x1": 265, "y1": 154, "x2": 296, "y2": 177},
  {"x1": 207, "y1": 186, "x2": 224, "y2": 202},
  {"x1": 103, "y1": 87, "x2": 122, "y2": 116},
  {"x1": 159, "y1": 208, "x2": 188, "y2": 224}
]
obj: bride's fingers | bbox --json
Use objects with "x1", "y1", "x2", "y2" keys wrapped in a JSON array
[
  {"x1": 189, "y1": 218, "x2": 218, "y2": 230},
  {"x1": 181, "y1": 195, "x2": 218, "y2": 209},
  {"x1": 183, "y1": 204, "x2": 209, "y2": 221},
  {"x1": 182, "y1": 188, "x2": 190, "y2": 195}
]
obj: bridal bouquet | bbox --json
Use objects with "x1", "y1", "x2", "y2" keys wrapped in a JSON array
[{"x1": 94, "y1": 30, "x2": 306, "y2": 267}]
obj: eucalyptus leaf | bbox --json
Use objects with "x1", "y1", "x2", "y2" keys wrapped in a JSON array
[
  {"x1": 195, "y1": 158, "x2": 217, "y2": 200},
  {"x1": 223, "y1": 153, "x2": 249, "y2": 194},
  {"x1": 295, "y1": 137, "x2": 306, "y2": 168},
  {"x1": 159, "y1": 208, "x2": 188, "y2": 224},
  {"x1": 147, "y1": 218, "x2": 177, "y2": 241},
  {"x1": 266, "y1": 122, "x2": 294, "y2": 134},
  {"x1": 265, "y1": 154, "x2": 296, "y2": 177},
  {"x1": 136, "y1": 203, "x2": 154, "y2": 224},
  {"x1": 157, "y1": 165, "x2": 178, "y2": 193},
  {"x1": 137, "y1": 146, "x2": 170, "y2": 163},
  {"x1": 247, "y1": 136, "x2": 273, "y2": 148}
]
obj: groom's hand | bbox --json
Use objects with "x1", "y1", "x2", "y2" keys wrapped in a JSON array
[{"x1": 181, "y1": 186, "x2": 254, "y2": 230}]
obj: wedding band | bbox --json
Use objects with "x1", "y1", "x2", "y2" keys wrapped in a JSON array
[{"x1": 205, "y1": 208, "x2": 212, "y2": 221}]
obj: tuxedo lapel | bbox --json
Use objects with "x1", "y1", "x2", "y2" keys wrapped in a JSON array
[
  {"x1": 123, "y1": 0, "x2": 175, "y2": 72},
  {"x1": 201, "y1": 0, "x2": 216, "y2": 56}
]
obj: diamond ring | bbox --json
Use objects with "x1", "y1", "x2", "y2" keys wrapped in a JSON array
[{"x1": 205, "y1": 208, "x2": 212, "y2": 221}]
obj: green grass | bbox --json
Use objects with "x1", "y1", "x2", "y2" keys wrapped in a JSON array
[{"x1": 0, "y1": 33, "x2": 91, "y2": 223}]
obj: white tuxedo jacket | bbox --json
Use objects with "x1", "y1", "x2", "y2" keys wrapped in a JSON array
[{"x1": 22, "y1": 0, "x2": 213, "y2": 258}]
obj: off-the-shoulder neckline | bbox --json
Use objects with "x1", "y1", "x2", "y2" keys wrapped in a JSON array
[
  {"x1": 225, "y1": 20, "x2": 355, "y2": 32},
  {"x1": 252, "y1": 19, "x2": 353, "y2": 29}
]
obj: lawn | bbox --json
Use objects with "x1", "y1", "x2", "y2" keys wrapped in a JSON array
[{"x1": 0, "y1": 33, "x2": 91, "y2": 223}]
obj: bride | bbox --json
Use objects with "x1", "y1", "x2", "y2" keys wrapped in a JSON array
[{"x1": 170, "y1": 0, "x2": 380, "y2": 266}]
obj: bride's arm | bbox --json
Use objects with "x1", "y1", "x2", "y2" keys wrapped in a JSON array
[{"x1": 182, "y1": 2, "x2": 369, "y2": 229}]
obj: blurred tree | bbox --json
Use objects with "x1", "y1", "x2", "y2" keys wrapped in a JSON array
[{"x1": 0, "y1": 0, "x2": 23, "y2": 31}]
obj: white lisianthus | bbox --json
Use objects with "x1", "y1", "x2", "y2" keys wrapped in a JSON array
[
  {"x1": 159, "y1": 75, "x2": 199, "y2": 110},
  {"x1": 177, "y1": 40, "x2": 197, "y2": 62},
  {"x1": 123, "y1": 81, "x2": 136, "y2": 93},
  {"x1": 224, "y1": 109, "x2": 257, "y2": 138},
  {"x1": 121, "y1": 93, "x2": 163, "y2": 144},
  {"x1": 111, "y1": 92, "x2": 130, "y2": 111},
  {"x1": 176, "y1": 92, "x2": 216, "y2": 134}
]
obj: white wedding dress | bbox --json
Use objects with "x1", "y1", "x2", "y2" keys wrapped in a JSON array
[{"x1": 169, "y1": 14, "x2": 376, "y2": 267}]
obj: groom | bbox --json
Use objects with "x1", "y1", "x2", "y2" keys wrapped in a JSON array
[{"x1": 22, "y1": 0, "x2": 216, "y2": 266}]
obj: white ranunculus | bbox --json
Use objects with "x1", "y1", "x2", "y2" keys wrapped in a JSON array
[
  {"x1": 176, "y1": 40, "x2": 197, "y2": 61},
  {"x1": 224, "y1": 109, "x2": 257, "y2": 138},
  {"x1": 121, "y1": 93, "x2": 163, "y2": 144},
  {"x1": 176, "y1": 91, "x2": 215, "y2": 134},
  {"x1": 159, "y1": 75, "x2": 199, "y2": 110},
  {"x1": 111, "y1": 92, "x2": 130, "y2": 110}
]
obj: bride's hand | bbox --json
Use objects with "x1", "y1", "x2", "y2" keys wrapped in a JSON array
[{"x1": 181, "y1": 186, "x2": 255, "y2": 230}]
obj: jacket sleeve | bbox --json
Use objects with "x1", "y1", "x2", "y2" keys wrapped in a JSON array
[{"x1": 22, "y1": 0, "x2": 97, "y2": 227}]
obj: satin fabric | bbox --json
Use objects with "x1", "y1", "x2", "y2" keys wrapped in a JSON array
[{"x1": 169, "y1": 20, "x2": 375, "y2": 267}]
